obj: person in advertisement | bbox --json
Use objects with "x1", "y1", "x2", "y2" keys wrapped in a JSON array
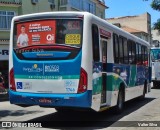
[{"x1": 17, "y1": 25, "x2": 29, "y2": 47}]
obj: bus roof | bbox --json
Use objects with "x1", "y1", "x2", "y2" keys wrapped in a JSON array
[{"x1": 12, "y1": 11, "x2": 150, "y2": 48}]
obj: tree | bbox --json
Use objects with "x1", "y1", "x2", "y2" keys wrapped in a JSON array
[{"x1": 151, "y1": 0, "x2": 160, "y2": 30}]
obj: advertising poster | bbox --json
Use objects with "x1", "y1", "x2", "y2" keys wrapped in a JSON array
[{"x1": 16, "y1": 20, "x2": 56, "y2": 47}]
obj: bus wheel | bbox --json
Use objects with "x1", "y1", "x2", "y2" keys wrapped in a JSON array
[{"x1": 115, "y1": 87, "x2": 124, "y2": 114}]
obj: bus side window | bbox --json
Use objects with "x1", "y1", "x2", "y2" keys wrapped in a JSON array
[
  {"x1": 141, "y1": 46, "x2": 145, "y2": 65},
  {"x1": 113, "y1": 33, "x2": 119, "y2": 63},
  {"x1": 92, "y1": 24, "x2": 100, "y2": 62},
  {"x1": 123, "y1": 38, "x2": 128, "y2": 64},
  {"x1": 119, "y1": 36, "x2": 124, "y2": 63},
  {"x1": 138, "y1": 45, "x2": 142, "y2": 65},
  {"x1": 143, "y1": 46, "x2": 148, "y2": 66},
  {"x1": 136, "y1": 43, "x2": 140, "y2": 65},
  {"x1": 128, "y1": 40, "x2": 132, "y2": 64},
  {"x1": 128, "y1": 40, "x2": 136, "y2": 64},
  {"x1": 131, "y1": 41, "x2": 136, "y2": 64}
]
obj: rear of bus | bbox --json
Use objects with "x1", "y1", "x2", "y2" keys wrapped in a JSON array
[{"x1": 9, "y1": 12, "x2": 91, "y2": 110}]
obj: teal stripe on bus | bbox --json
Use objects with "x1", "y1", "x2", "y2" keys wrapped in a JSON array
[{"x1": 15, "y1": 75, "x2": 80, "y2": 79}]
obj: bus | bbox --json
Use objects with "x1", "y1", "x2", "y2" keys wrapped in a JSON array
[
  {"x1": 151, "y1": 47, "x2": 160, "y2": 88},
  {"x1": 9, "y1": 12, "x2": 151, "y2": 112}
]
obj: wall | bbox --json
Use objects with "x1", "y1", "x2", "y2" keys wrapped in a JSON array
[{"x1": 107, "y1": 13, "x2": 151, "y2": 43}]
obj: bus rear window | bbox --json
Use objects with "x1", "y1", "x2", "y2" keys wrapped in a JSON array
[{"x1": 13, "y1": 19, "x2": 83, "y2": 48}]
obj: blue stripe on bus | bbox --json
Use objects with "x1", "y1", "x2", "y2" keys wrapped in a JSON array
[
  {"x1": 22, "y1": 51, "x2": 71, "y2": 58},
  {"x1": 13, "y1": 50, "x2": 82, "y2": 76},
  {"x1": 9, "y1": 90, "x2": 92, "y2": 108}
]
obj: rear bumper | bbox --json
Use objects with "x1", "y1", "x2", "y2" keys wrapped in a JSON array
[{"x1": 9, "y1": 90, "x2": 92, "y2": 108}]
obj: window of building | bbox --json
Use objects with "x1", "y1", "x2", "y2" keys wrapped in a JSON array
[
  {"x1": 84, "y1": 0, "x2": 96, "y2": 14},
  {"x1": 92, "y1": 24, "x2": 100, "y2": 62},
  {"x1": 70, "y1": 0, "x2": 82, "y2": 10},
  {"x1": 60, "y1": 0, "x2": 67, "y2": 6},
  {"x1": 99, "y1": 11, "x2": 103, "y2": 18},
  {"x1": 89, "y1": 2, "x2": 96, "y2": 14},
  {"x1": 0, "y1": 11, "x2": 15, "y2": 29}
]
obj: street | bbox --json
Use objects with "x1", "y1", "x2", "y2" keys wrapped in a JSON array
[{"x1": 0, "y1": 88, "x2": 160, "y2": 130}]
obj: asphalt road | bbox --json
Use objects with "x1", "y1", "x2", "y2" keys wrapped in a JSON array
[{"x1": 0, "y1": 88, "x2": 160, "y2": 130}]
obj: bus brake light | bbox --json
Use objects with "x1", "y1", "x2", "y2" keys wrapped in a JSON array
[
  {"x1": 77, "y1": 68, "x2": 88, "y2": 93},
  {"x1": 10, "y1": 68, "x2": 16, "y2": 91}
]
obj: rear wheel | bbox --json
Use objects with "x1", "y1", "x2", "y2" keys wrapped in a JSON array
[{"x1": 115, "y1": 87, "x2": 124, "y2": 114}]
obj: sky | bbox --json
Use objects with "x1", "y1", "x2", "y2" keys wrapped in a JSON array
[{"x1": 105, "y1": 0, "x2": 160, "y2": 26}]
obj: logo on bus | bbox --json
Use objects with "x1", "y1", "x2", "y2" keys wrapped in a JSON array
[
  {"x1": 45, "y1": 65, "x2": 59, "y2": 72},
  {"x1": 46, "y1": 34, "x2": 54, "y2": 41},
  {"x1": 23, "y1": 64, "x2": 43, "y2": 73},
  {"x1": 16, "y1": 82, "x2": 23, "y2": 89}
]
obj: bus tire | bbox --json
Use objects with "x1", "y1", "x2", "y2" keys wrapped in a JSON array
[{"x1": 115, "y1": 86, "x2": 125, "y2": 114}]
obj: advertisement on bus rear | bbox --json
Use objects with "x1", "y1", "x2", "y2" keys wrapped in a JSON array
[{"x1": 16, "y1": 20, "x2": 56, "y2": 48}]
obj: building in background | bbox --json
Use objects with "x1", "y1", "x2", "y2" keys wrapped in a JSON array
[
  {"x1": 151, "y1": 29, "x2": 160, "y2": 47},
  {"x1": 106, "y1": 12, "x2": 151, "y2": 43},
  {"x1": 0, "y1": 0, "x2": 107, "y2": 87},
  {"x1": 20, "y1": 0, "x2": 107, "y2": 19},
  {"x1": 0, "y1": 0, "x2": 21, "y2": 87}
]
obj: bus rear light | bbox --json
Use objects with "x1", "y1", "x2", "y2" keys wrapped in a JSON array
[
  {"x1": 77, "y1": 68, "x2": 88, "y2": 93},
  {"x1": 10, "y1": 68, "x2": 16, "y2": 91}
]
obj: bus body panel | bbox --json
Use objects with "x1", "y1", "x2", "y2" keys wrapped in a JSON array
[
  {"x1": 9, "y1": 90, "x2": 92, "y2": 108},
  {"x1": 12, "y1": 50, "x2": 81, "y2": 94}
]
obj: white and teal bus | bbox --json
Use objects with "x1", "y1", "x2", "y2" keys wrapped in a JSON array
[
  {"x1": 151, "y1": 47, "x2": 160, "y2": 88},
  {"x1": 9, "y1": 12, "x2": 151, "y2": 112}
]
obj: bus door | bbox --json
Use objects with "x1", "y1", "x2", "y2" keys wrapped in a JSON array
[{"x1": 101, "y1": 39, "x2": 107, "y2": 104}]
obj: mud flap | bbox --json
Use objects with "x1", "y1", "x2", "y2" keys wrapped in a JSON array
[
  {"x1": 91, "y1": 72, "x2": 102, "y2": 111},
  {"x1": 91, "y1": 94, "x2": 101, "y2": 111}
]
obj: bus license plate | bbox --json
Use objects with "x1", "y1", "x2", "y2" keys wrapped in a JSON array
[{"x1": 39, "y1": 98, "x2": 52, "y2": 103}]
